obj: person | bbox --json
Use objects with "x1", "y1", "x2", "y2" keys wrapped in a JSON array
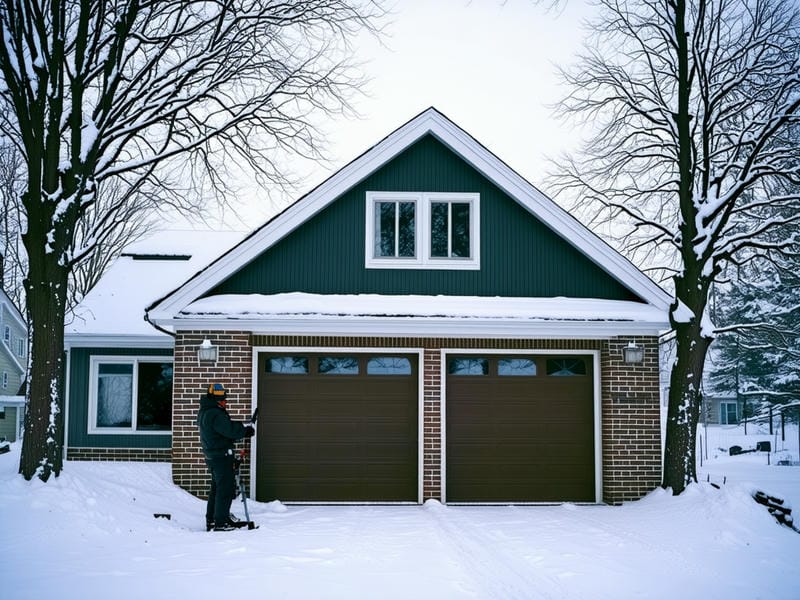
[{"x1": 197, "y1": 382, "x2": 255, "y2": 531}]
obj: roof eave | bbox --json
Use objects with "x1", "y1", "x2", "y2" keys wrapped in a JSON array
[{"x1": 162, "y1": 316, "x2": 669, "y2": 339}]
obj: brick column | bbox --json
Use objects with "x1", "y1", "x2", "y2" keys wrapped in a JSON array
[
  {"x1": 422, "y1": 347, "x2": 442, "y2": 500},
  {"x1": 601, "y1": 336, "x2": 662, "y2": 504},
  {"x1": 172, "y1": 331, "x2": 252, "y2": 498}
]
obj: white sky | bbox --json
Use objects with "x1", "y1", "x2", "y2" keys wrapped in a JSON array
[{"x1": 215, "y1": 0, "x2": 596, "y2": 230}]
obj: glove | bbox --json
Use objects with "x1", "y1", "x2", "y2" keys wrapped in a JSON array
[{"x1": 243, "y1": 425, "x2": 255, "y2": 438}]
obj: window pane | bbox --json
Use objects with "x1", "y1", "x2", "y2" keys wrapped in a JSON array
[
  {"x1": 451, "y1": 203, "x2": 470, "y2": 257},
  {"x1": 97, "y1": 363, "x2": 133, "y2": 427},
  {"x1": 546, "y1": 358, "x2": 587, "y2": 376},
  {"x1": 137, "y1": 362, "x2": 173, "y2": 431},
  {"x1": 319, "y1": 357, "x2": 359, "y2": 375},
  {"x1": 376, "y1": 202, "x2": 396, "y2": 257},
  {"x1": 430, "y1": 202, "x2": 449, "y2": 257},
  {"x1": 448, "y1": 358, "x2": 488, "y2": 375},
  {"x1": 267, "y1": 357, "x2": 309, "y2": 374},
  {"x1": 398, "y1": 202, "x2": 416, "y2": 257},
  {"x1": 367, "y1": 357, "x2": 412, "y2": 375},
  {"x1": 498, "y1": 358, "x2": 537, "y2": 376}
]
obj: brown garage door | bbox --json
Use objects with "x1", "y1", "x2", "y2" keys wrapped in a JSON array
[
  {"x1": 446, "y1": 354, "x2": 595, "y2": 503},
  {"x1": 256, "y1": 353, "x2": 418, "y2": 502}
]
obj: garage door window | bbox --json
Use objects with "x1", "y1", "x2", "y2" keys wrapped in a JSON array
[
  {"x1": 267, "y1": 357, "x2": 308, "y2": 374},
  {"x1": 498, "y1": 358, "x2": 537, "y2": 376},
  {"x1": 448, "y1": 358, "x2": 488, "y2": 375},
  {"x1": 319, "y1": 357, "x2": 359, "y2": 375},
  {"x1": 546, "y1": 358, "x2": 587, "y2": 376},
  {"x1": 367, "y1": 357, "x2": 412, "y2": 375}
]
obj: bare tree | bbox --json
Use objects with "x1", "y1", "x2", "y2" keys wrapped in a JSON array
[
  {"x1": 552, "y1": 0, "x2": 800, "y2": 493},
  {"x1": 0, "y1": 0, "x2": 384, "y2": 481}
]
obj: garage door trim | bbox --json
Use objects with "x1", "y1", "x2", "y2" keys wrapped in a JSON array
[
  {"x1": 441, "y1": 348, "x2": 602, "y2": 504},
  {"x1": 251, "y1": 345, "x2": 425, "y2": 504}
]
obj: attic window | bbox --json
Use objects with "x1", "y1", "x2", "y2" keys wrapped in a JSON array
[{"x1": 365, "y1": 192, "x2": 479, "y2": 270}]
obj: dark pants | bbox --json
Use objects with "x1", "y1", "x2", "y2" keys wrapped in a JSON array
[{"x1": 205, "y1": 455, "x2": 236, "y2": 525}]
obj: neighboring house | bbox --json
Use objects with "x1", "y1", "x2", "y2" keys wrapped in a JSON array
[
  {"x1": 138, "y1": 108, "x2": 677, "y2": 506},
  {"x1": 0, "y1": 395, "x2": 25, "y2": 442},
  {"x1": 64, "y1": 231, "x2": 245, "y2": 461},
  {"x1": 0, "y1": 288, "x2": 27, "y2": 399},
  {"x1": 703, "y1": 395, "x2": 744, "y2": 425}
]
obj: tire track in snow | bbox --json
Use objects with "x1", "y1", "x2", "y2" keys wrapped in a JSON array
[{"x1": 424, "y1": 503, "x2": 568, "y2": 599}]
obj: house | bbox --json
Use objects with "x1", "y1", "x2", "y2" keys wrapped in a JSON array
[
  {"x1": 702, "y1": 395, "x2": 744, "y2": 425},
  {"x1": 0, "y1": 286, "x2": 27, "y2": 442},
  {"x1": 139, "y1": 108, "x2": 675, "y2": 505},
  {"x1": 64, "y1": 231, "x2": 245, "y2": 461}
]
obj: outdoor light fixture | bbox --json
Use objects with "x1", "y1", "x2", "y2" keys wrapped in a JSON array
[
  {"x1": 197, "y1": 339, "x2": 218, "y2": 362},
  {"x1": 622, "y1": 341, "x2": 644, "y2": 364}
]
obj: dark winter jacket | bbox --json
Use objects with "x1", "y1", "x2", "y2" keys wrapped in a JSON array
[{"x1": 197, "y1": 395, "x2": 249, "y2": 458}]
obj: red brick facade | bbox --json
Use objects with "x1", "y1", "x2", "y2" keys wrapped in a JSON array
[{"x1": 171, "y1": 332, "x2": 661, "y2": 505}]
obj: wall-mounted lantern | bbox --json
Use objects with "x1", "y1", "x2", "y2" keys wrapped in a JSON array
[
  {"x1": 622, "y1": 341, "x2": 644, "y2": 364},
  {"x1": 198, "y1": 339, "x2": 218, "y2": 362}
]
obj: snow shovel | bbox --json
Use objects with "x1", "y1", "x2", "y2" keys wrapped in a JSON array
[{"x1": 234, "y1": 408, "x2": 259, "y2": 530}]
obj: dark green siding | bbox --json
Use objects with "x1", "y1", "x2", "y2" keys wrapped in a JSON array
[
  {"x1": 68, "y1": 347, "x2": 172, "y2": 449},
  {"x1": 209, "y1": 135, "x2": 640, "y2": 301}
]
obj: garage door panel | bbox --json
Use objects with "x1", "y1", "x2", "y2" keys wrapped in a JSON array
[
  {"x1": 446, "y1": 354, "x2": 595, "y2": 503},
  {"x1": 257, "y1": 353, "x2": 418, "y2": 503}
]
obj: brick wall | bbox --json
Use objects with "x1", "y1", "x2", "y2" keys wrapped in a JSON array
[
  {"x1": 172, "y1": 331, "x2": 252, "y2": 498},
  {"x1": 67, "y1": 448, "x2": 171, "y2": 462},
  {"x1": 601, "y1": 336, "x2": 662, "y2": 504},
  {"x1": 173, "y1": 333, "x2": 662, "y2": 504}
]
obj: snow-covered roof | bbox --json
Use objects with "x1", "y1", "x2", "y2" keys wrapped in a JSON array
[
  {"x1": 65, "y1": 230, "x2": 246, "y2": 346},
  {"x1": 147, "y1": 108, "x2": 675, "y2": 326},
  {"x1": 175, "y1": 293, "x2": 669, "y2": 338}
]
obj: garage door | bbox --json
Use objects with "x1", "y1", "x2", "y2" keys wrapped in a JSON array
[
  {"x1": 446, "y1": 354, "x2": 595, "y2": 503},
  {"x1": 256, "y1": 353, "x2": 418, "y2": 502}
]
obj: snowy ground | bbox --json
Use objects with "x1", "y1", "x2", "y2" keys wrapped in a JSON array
[{"x1": 1, "y1": 425, "x2": 799, "y2": 600}]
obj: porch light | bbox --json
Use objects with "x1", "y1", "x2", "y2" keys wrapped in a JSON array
[
  {"x1": 198, "y1": 339, "x2": 218, "y2": 362},
  {"x1": 622, "y1": 342, "x2": 644, "y2": 364}
]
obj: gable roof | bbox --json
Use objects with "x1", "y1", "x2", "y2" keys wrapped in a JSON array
[{"x1": 147, "y1": 108, "x2": 674, "y2": 325}]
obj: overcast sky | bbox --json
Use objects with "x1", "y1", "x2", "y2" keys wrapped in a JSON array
[{"x1": 216, "y1": 0, "x2": 596, "y2": 229}]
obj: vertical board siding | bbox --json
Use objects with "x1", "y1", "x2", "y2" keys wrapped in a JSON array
[
  {"x1": 67, "y1": 347, "x2": 173, "y2": 449},
  {"x1": 209, "y1": 136, "x2": 640, "y2": 301}
]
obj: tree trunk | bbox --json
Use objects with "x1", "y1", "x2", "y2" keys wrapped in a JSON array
[
  {"x1": 18, "y1": 221, "x2": 69, "y2": 480},
  {"x1": 663, "y1": 318, "x2": 712, "y2": 493}
]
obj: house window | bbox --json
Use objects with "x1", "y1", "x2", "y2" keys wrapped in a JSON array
[
  {"x1": 89, "y1": 357, "x2": 173, "y2": 434},
  {"x1": 2, "y1": 372, "x2": 7, "y2": 389},
  {"x1": 720, "y1": 401, "x2": 738, "y2": 425},
  {"x1": 2, "y1": 326, "x2": 9, "y2": 345},
  {"x1": 365, "y1": 192, "x2": 479, "y2": 269},
  {"x1": 17, "y1": 338, "x2": 25, "y2": 358}
]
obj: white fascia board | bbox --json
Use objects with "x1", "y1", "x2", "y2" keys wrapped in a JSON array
[
  {"x1": 64, "y1": 334, "x2": 175, "y2": 350},
  {"x1": 0, "y1": 290, "x2": 26, "y2": 330},
  {"x1": 166, "y1": 316, "x2": 668, "y2": 339},
  {"x1": 149, "y1": 108, "x2": 673, "y2": 322}
]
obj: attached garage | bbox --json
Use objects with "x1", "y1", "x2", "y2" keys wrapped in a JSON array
[
  {"x1": 445, "y1": 352, "x2": 599, "y2": 503},
  {"x1": 255, "y1": 351, "x2": 420, "y2": 503}
]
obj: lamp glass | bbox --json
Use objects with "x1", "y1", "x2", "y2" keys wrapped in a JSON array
[
  {"x1": 622, "y1": 343, "x2": 644, "y2": 364},
  {"x1": 198, "y1": 339, "x2": 217, "y2": 362}
]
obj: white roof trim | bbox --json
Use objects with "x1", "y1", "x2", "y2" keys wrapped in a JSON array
[
  {"x1": 65, "y1": 334, "x2": 174, "y2": 349},
  {"x1": 148, "y1": 108, "x2": 673, "y2": 322},
  {"x1": 0, "y1": 289, "x2": 26, "y2": 331}
]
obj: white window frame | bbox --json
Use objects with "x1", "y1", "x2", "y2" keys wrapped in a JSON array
[
  {"x1": 3, "y1": 326, "x2": 9, "y2": 345},
  {"x1": 720, "y1": 401, "x2": 738, "y2": 425},
  {"x1": 2, "y1": 372, "x2": 7, "y2": 389},
  {"x1": 17, "y1": 337, "x2": 25, "y2": 358},
  {"x1": 87, "y1": 355, "x2": 173, "y2": 435},
  {"x1": 365, "y1": 191, "x2": 480, "y2": 270}
]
